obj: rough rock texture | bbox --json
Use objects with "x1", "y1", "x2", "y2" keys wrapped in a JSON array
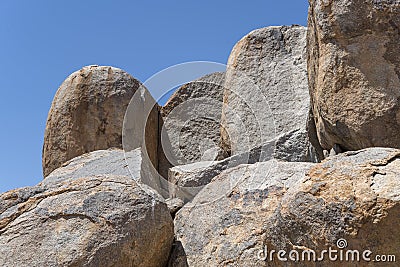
[
  {"x1": 174, "y1": 160, "x2": 313, "y2": 266},
  {"x1": 174, "y1": 148, "x2": 400, "y2": 266},
  {"x1": 308, "y1": 0, "x2": 400, "y2": 151},
  {"x1": 274, "y1": 129, "x2": 316, "y2": 162},
  {"x1": 0, "y1": 173, "x2": 174, "y2": 267},
  {"x1": 169, "y1": 161, "x2": 218, "y2": 188},
  {"x1": 158, "y1": 72, "x2": 225, "y2": 179},
  {"x1": 221, "y1": 26, "x2": 311, "y2": 159},
  {"x1": 46, "y1": 147, "x2": 176, "y2": 204},
  {"x1": 45, "y1": 149, "x2": 134, "y2": 182},
  {"x1": 43, "y1": 65, "x2": 159, "y2": 177},
  {"x1": 169, "y1": 129, "x2": 314, "y2": 189}
]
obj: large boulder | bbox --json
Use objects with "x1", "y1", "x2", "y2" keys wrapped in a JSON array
[
  {"x1": 42, "y1": 65, "x2": 159, "y2": 177},
  {"x1": 0, "y1": 150, "x2": 174, "y2": 267},
  {"x1": 174, "y1": 148, "x2": 400, "y2": 266},
  {"x1": 158, "y1": 72, "x2": 225, "y2": 178},
  {"x1": 308, "y1": 0, "x2": 400, "y2": 151},
  {"x1": 221, "y1": 26, "x2": 313, "y2": 161}
]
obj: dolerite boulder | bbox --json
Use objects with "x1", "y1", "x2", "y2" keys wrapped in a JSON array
[
  {"x1": 221, "y1": 26, "x2": 313, "y2": 161},
  {"x1": 159, "y1": 72, "x2": 225, "y2": 178},
  {"x1": 174, "y1": 148, "x2": 400, "y2": 266},
  {"x1": 0, "y1": 150, "x2": 173, "y2": 267},
  {"x1": 42, "y1": 65, "x2": 159, "y2": 177},
  {"x1": 308, "y1": 0, "x2": 400, "y2": 151}
]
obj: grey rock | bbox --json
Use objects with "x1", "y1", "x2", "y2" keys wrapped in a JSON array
[
  {"x1": 0, "y1": 172, "x2": 174, "y2": 267},
  {"x1": 307, "y1": 108, "x2": 325, "y2": 162},
  {"x1": 328, "y1": 144, "x2": 342, "y2": 157},
  {"x1": 308, "y1": 0, "x2": 400, "y2": 151},
  {"x1": 274, "y1": 129, "x2": 313, "y2": 162},
  {"x1": 43, "y1": 65, "x2": 159, "y2": 177},
  {"x1": 46, "y1": 148, "x2": 181, "y2": 204},
  {"x1": 45, "y1": 148, "x2": 135, "y2": 183},
  {"x1": 158, "y1": 72, "x2": 225, "y2": 178},
  {"x1": 169, "y1": 161, "x2": 219, "y2": 188},
  {"x1": 221, "y1": 26, "x2": 312, "y2": 161},
  {"x1": 169, "y1": 129, "x2": 312, "y2": 189},
  {"x1": 174, "y1": 147, "x2": 400, "y2": 266}
]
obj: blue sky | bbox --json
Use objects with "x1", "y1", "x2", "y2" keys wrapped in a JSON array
[{"x1": 0, "y1": 0, "x2": 308, "y2": 193}]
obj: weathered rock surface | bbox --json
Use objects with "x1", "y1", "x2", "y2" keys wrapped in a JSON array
[
  {"x1": 174, "y1": 148, "x2": 400, "y2": 266},
  {"x1": 308, "y1": 0, "x2": 400, "y2": 151},
  {"x1": 1, "y1": 151, "x2": 174, "y2": 267},
  {"x1": 221, "y1": 26, "x2": 311, "y2": 160},
  {"x1": 169, "y1": 129, "x2": 313, "y2": 189},
  {"x1": 159, "y1": 72, "x2": 225, "y2": 178},
  {"x1": 174, "y1": 160, "x2": 313, "y2": 266},
  {"x1": 43, "y1": 65, "x2": 159, "y2": 177},
  {"x1": 46, "y1": 147, "x2": 176, "y2": 204},
  {"x1": 45, "y1": 149, "x2": 134, "y2": 183},
  {"x1": 274, "y1": 129, "x2": 315, "y2": 162}
]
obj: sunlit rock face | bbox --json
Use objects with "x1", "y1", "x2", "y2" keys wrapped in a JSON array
[{"x1": 308, "y1": 0, "x2": 400, "y2": 151}]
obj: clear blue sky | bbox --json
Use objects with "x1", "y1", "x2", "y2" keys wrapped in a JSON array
[{"x1": 0, "y1": 0, "x2": 308, "y2": 193}]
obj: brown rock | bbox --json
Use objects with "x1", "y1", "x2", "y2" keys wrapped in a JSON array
[
  {"x1": 42, "y1": 65, "x2": 159, "y2": 177},
  {"x1": 308, "y1": 0, "x2": 400, "y2": 151}
]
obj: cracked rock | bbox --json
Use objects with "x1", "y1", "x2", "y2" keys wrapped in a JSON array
[
  {"x1": 174, "y1": 148, "x2": 400, "y2": 266},
  {"x1": 0, "y1": 149, "x2": 174, "y2": 267}
]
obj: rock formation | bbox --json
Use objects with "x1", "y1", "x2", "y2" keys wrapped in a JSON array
[
  {"x1": 2, "y1": 2, "x2": 400, "y2": 265},
  {"x1": 308, "y1": 0, "x2": 400, "y2": 151},
  {"x1": 221, "y1": 25, "x2": 313, "y2": 161},
  {"x1": 42, "y1": 65, "x2": 159, "y2": 177},
  {"x1": 174, "y1": 148, "x2": 400, "y2": 266}
]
